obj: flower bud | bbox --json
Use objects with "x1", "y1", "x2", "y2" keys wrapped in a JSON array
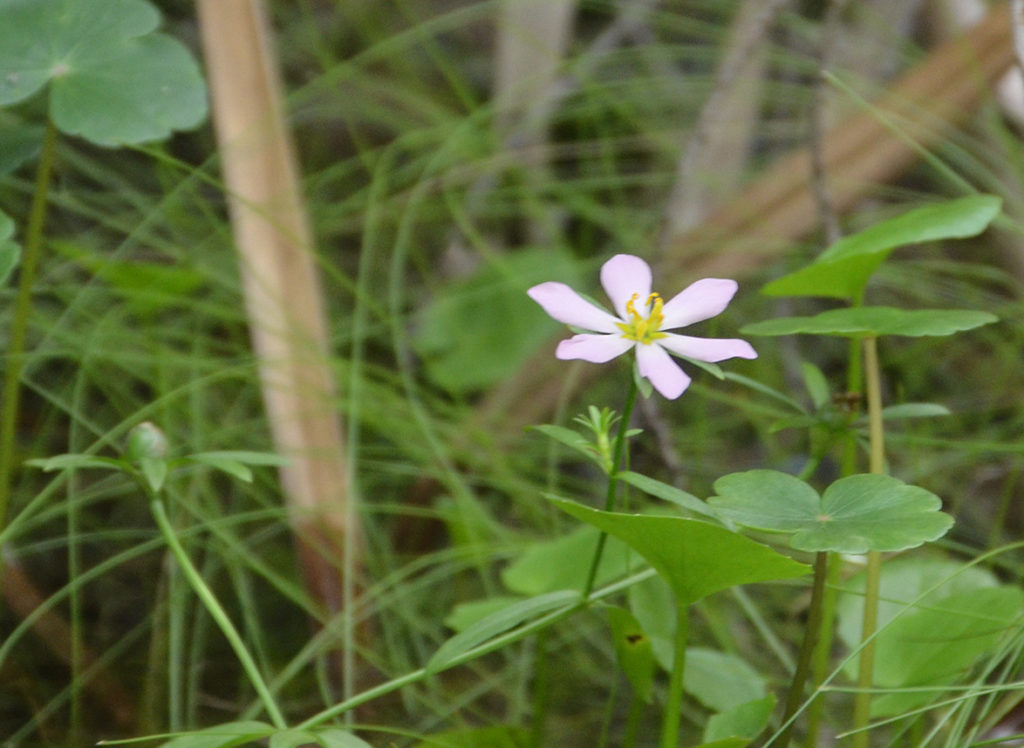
[{"x1": 125, "y1": 421, "x2": 168, "y2": 461}]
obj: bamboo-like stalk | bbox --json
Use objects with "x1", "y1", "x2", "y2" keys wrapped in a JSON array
[
  {"x1": 195, "y1": 0, "x2": 357, "y2": 623},
  {"x1": 479, "y1": 1, "x2": 1014, "y2": 432}
]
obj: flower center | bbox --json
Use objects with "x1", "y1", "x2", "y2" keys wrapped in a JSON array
[{"x1": 617, "y1": 292, "x2": 668, "y2": 344}]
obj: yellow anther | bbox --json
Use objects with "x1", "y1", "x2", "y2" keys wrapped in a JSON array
[{"x1": 617, "y1": 291, "x2": 667, "y2": 344}]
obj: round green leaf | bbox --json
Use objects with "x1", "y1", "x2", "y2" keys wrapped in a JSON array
[
  {"x1": 548, "y1": 498, "x2": 809, "y2": 605},
  {"x1": 762, "y1": 195, "x2": 1001, "y2": 300},
  {"x1": 742, "y1": 306, "x2": 997, "y2": 338},
  {"x1": 0, "y1": 0, "x2": 207, "y2": 145},
  {"x1": 710, "y1": 471, "x2": 953, "y2": 554}
]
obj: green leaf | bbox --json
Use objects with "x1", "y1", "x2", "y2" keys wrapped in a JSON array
[
  {"x1": 139, "y1": 456, "x2": 168, "y2": 493},
  {"x1": 269, "y1": 731, "x2": 322, "y2": 748},
  {"x1": 0, "y1": 0, "x2": 208, "y2": 145},
  {"x1": 186, "y1": 455, "x2": 252, "y2": 483},
  {"x1": 310, "y1": 729, "x2": 374, "y2": 748},
  {"x1": 801, "y1": 361, "x2": 830, "y2": 409},
  {"x1": 548, "y1": 499, "x2": 809, "y2": 605},
  {"x1": 186, "y1": 450, "x2": 288, "y2": 482},
  {"x1": 685, "y1": 648, "x2": 767, "y2": 712},
  {"x1": 410, "y1": 726, "x2": 530, "y2": 747},
  {"x1": 0, "y1": 119, "x2": 43, "y2": 175},
  {"x1": 710, "y1": 471, "x2": 953, "y2": 554},
  {"x1": 617, "y1": 471, "x2": 718, "y2": 519},
  {"x1": 606, "y1": 606, "x2": 656, "y2": 702},
  {"x1": 188, "y1": 450, "x2": 289, "y2": 466},
  {"x1": 417, "y1": 248, "x2": 577, "y2": 393},
  {"x1": 875, "y1": 403, "x2": 951, "y2": 421},
  {"x1": 0, "y1": 209, "x2": 20, "y2": 285},
  {"x1": 54, "y1": 238, "x2": 207, "y2": 316},
  {"x1": 26, "y1": 454, "x2": 125, "y2": 472},
  {"x1": 160, "y1": 721, "x2": 276, "y2": 748},
  {"x1": 444, "y1": 597, "x2": 526, "y2": 632},
  {"x1": 692, "y1": 739, "x2": 748, "y2": 748},
  {"x1": 529, "y1": 424, "x2": 602, "y2": 469},
  {"x1": 501, "y1": 524, "x2": 643, "y2": 595},
  {"x1": 627, "y1": 574, "x2": 676, "y2": 669},
  {"x1": 426, "y1": 590, "x2": 579, "y2": 674},
  {"x1": 704, "y1": 695, "x2": 776, "y2": 743},
  {"x1": 742, "y1": 306, "x2": 997, "y2": 338},
  {"x1": 762, "y1": 195, "x2": 1001, "y2": 300},
  {"x1": 837, "y1": 557, "x2": 1023, "y2": 717}
]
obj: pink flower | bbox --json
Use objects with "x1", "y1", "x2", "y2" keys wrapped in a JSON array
[{"x1": 528, "y1": 254, "x2": 756, "y2": 399}]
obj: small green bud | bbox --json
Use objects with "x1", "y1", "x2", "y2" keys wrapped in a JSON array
[{"x1": 126, "y1": 422, "x2": 168, "y2": 461}]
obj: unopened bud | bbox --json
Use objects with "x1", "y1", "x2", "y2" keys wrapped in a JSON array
[{"x1": 126, "y1": 422, "x2": 168, "y2": 461}]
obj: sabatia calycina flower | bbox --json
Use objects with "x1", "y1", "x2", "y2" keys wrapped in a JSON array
[{"x1": 528, "y1": 254, "x2": 756, "y2": 399}]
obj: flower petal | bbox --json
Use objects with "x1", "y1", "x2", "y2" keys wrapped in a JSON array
[
  {"x1": 659, "y1": 334, "x2": 757, "y2": 362},
  {"x1": 636, "y1": 343, "x2": 691, "y2": 399},
  {"x1": 556, "y1": 333, "x2": 635, "y2": 363},
  {"x1": 660, "y1": 278, "x2": 738, "y2": 329},
  {"x1": 528, "y1": 282, "x2": 621, "y2": 333},
  {"x1": 601, "y1": 254, "x2": 651, "y2": 319}
]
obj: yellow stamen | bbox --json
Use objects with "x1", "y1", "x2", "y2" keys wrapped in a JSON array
[{"x1": 617, "y1": 292, "x2": 667, "y2": 344}]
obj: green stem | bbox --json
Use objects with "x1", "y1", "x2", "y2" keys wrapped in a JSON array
[
  {"x1": 149, "y1": 497, "x2": 287, "y2": 729},
  {"x1": 529, "y1": 628, "x2": 550, "y2": 748},
  {"x1": 0, "y1": 118, "x2": 59, "y2": 537},
  {"x1": 581, "y1": 375, "x2": 639, "y2": 598},
  {"x1": 776, "y1": 551, "x2": 829, "y2": 747},
  {"x1": 852, "y1": 336, "x2": 886, "y2": 747},
  {"x1": 807, "y1": 332, "x2": 866, "y2": 746},
  {"x1": 660, "y1": 599, "x2": 689, "y2": 748},
  {"x1": 807, "y1": 552, "x2": 840, "y2": 743},
  {"x1": 623, "y1": 692, "x2": 644, "y2": 748}
]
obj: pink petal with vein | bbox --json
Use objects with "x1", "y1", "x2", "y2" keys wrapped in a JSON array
[
  {"x1": 660, "y1": 278, "x2": 738, "y2": 329},
  {"x1": 528, "y1": 282, "x2": 621, "y2": 333},
  {"x1": 636, "y1": 343, "x2": 690, "y2": 399},
  {"x1": 601, "y1": 254, "x2": 651, "y2": 319},
  {"x1": 556, "y1": 334, "x2": 634, "y2": 363},
  {"x1": 659, "y1": 335, "x2": 757, "y2": 362}
]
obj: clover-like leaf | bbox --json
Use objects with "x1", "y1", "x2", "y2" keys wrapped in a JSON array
[
  {"x1": 0, "y1": 0, "x2": 207, "y2": 145},
  {"x1": 742, "y1": 307, "x2": 997, "y2": 339},
  {"x1": 762, "y1": 195, "x2": 1001, "y2": 300},
  {"x1": 548, "y1": 499, "x2": 809, "y2": 605},
  {"x1": 709, "y1": 471, "x2": 953, "y2": 554}
]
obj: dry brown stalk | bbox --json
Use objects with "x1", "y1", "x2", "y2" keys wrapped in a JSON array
[
  {"x1": 2, "y1": 556, "x2": 135, "y2": 729},
  {"x1": 662, "y1": 0, "x2": 793, "y2": 242},
  {"x1": 195, "y1": 0, "x2": 357, "y2": 620},
  {"x1": 479, "y1": 2, "x2": 1014, "y2": 431}
]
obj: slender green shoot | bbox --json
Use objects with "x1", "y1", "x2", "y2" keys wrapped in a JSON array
[
  {"x1": 149, "y1": 496, "x2": 288, "y2": 730},
  {"x1": 581, "y1": 374, "x2": 639, "y2": 599}
]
